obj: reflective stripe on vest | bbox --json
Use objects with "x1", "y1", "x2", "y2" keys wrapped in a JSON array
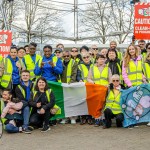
[
  {"x1": 66, "y1": 59, "x2": 75, "y2": 83},
  {"x1": 18, "y1": 85, "x2": 26, "y2": 98},
  {"x1": 91, "y1": 65, "x2": 109, "y2": 86},
  {"x1": 143, "y1": 63, "x2": 150, "y2": 83},
  {"x1": 24, "y1": 54, "x2": 41, "y2": 79},
  {"x1": 127, "y1": 60, "x2": 143, "y2": 86},
  {"x1": 105, "y1": 90, "x2": 122, "y2": 114},
  {"x1": 0, "y1": 58, "x2": 12, "y2": 88},
  {"x1": 78, "y1": 64, "x2": 93, "y2": 82}
]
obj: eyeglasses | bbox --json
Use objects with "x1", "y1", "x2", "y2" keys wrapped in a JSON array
[
  {"x1": 63, "y1": 55, "x2": 70, "y2": 58},
  {"x1": 55, "y1": 51, "x2": 60, "y2": 54},
  {"x1": 83, "y1": 56, "x2": 90, "y2": 59},
  {"x1": 92, "y1": 48, "x2": 98, "y2": 50},
  {"x1": 71, "y1": 50, "x2": 78, "y2": 52},
  {"x1": 112, "y1": 80, "x2": 119, "y2": 82}
]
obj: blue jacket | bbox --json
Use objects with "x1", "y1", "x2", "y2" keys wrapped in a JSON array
[
  {"x1": 7, "y1": 55, "x2": 20, "y2": 84},
  {"x1": 34, "y1": 54, "x2": 63, "y2": 81}
]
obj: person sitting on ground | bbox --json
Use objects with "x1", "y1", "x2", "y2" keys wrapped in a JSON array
[
  {"x1": 0, "y1": 90, "x2": 23, "y2": 133},
  {"x1": 29, "y1": 77, "x2": 58, "y2": 132},
  {"x1": 103, "y1": 74, "x2": 125, "y2": 129}
]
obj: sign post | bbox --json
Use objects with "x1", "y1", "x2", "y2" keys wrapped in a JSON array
[
  {"x1": 0, "y1": 30, "x2": 12, "y2": 57},
  {"x1": 134, "y1": 3, "x2": 150, "y2": 40}
]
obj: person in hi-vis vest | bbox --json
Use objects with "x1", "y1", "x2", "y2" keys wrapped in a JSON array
[
  {"x1": 34, "y1": 45, "x2": 63, "y2": 82},
  {"x1": 23, "y1": 42, "x2": 42, "y2": 81},
  {"x1": 103, "y1": 74, "x2": 125, "y2": 129},
  {"x1": 87, "y1": 54, "x2": 112, "y2": 86},
  {"x1": 122, "y1": 45, "x2": 146, "y2": 88}
]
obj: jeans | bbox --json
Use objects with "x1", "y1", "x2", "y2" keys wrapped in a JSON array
[
  {"x1": 5, "y1": 124, "x2": 19, "y2": 133},
  {"x1": 22, "y1": 106, "x2": 30, "y2": 129},
  {"x1": 104, "y1": 108, "x2": 124, "y2": 128}
]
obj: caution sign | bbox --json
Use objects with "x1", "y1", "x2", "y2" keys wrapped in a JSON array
[
  {"x1": 0, "y1": 30, "x2": 12, "y2": 57},
  {"x1": 134, "y1": 3, "x2": 150, "y2": 40}
]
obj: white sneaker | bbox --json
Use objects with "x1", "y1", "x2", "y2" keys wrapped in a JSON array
[
  {"x1": 71, "y1": 119, "x2": 76, "y2": 124},
  {"x1": 147, "y1": 122, "x2": 150, "y2": 126},
  {"x1": 60, "y1": 119, "x2": 66, "y2": 124}
]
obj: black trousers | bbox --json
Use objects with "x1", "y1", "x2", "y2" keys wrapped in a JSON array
[
  {"x1": 30, "y1": 110, "x2": 51, "y2": 127},
  {"x1": 104, "y1": 108, "x2": 124, "y2": 128}
]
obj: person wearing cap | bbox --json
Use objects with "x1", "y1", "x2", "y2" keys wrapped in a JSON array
[
  {"x1": 34, "y1": 45, "x2": 63, "y2": 82},
  {"x1": 23, "y1": 42, "x2": 42, "y2": 81},
  {"x1": 80, "y1": 45, "x2": 89, "y2": 54},
  {"x1": 54, "y1": 48, "x2": 63, "y2": 60}
]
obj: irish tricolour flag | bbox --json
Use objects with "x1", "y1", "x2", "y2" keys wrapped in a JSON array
[{"x1": 48, "y1": 82, "x2": 108, "y2": 119}]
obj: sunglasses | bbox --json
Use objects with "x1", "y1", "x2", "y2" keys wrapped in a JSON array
[
  {"x1": 92, "y1": 48, "x2": 98, "y2": 50},
  {"x1": 71, "y1": 50, "x2": 78, "y2": 52},
  {"x1": 55, "y1": 51, "x2": 60, "y2": 54},
  {"x1": 112, "y1": 80, "x2": 119, "y2": 82},
  {"x1": 63, "y1": 55, "x2": 70, "y2": 58},
  {"x1": 89, "y1": 53, "x2": 94, "y2": 56},
  {"x1": 83, "y1": 56, "x2": 90, "y2": 59},
  {"x1": 147, "y1": 47, "x2": 150, "y2": 50}
]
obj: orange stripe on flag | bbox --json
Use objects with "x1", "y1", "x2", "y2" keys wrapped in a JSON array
[{"x1": 86, "y1": 83, "x2": 108, "y2": 118}]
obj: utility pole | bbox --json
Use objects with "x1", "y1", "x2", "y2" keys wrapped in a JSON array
[{"x1": 74, "y1": 0, "x2": 78, "y2": 44}]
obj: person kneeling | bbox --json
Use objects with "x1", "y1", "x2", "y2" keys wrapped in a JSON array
[
  {"x1": 103, "y1": 74, "x2": 125, "y2": 129},
  {"x1": 29, "y1": 77, "x2": 57, "y2": 132}
]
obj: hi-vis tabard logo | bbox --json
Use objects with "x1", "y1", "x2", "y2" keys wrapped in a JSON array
[{"x1": 138, "y1": 7, "x2": 150, "y2": 16}]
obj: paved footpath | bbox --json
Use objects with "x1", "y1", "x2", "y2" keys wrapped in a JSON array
[{"x1": 0, "y1": 124, "x2": 150, "y2": 150}]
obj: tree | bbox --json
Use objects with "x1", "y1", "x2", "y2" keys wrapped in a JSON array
[{"x1": 79, "y1": 0, "x2": 134, "y2": 44}]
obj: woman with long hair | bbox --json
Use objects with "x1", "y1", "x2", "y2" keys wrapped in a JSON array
[{"x1": 122, "y1": 45, "x2": 146, "y2": 87}]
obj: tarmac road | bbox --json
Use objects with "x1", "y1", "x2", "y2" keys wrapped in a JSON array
[{"x1": 0, "y1": 124, "x2": 150, "y2": 150}]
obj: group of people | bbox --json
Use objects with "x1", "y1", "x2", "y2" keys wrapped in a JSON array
[{"x1": 0, "y1": 40, "x2": 150, "y2": 134}]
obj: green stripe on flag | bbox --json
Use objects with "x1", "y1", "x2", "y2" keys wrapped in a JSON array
[{"x1": 48, "y1": 81, "x2": 65, "y2": 120}]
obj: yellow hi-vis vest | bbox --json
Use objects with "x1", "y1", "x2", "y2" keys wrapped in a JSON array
[
  {"x1": 127, "y1": 60, "x2": 143, "y2": 86},
  {"x1": 32, "y1": 89, "x2": 61, "y2": 115},
  {"x1": 91, "y1": 65, "x2": 109, "y2": 86},
  {"x1": 105, "y1": 90, "x2": 122, "y2": 114},
  {"x1": 117, "y1": 51, "x2": 122, "y2": 60},
  {"x1": 142, "y1": 53, "x2": 147, "y2": 62},
  {"x1": 75, "y1": 58, "x2": 80, "y2": 64},
  {"x1": 143, "y1": 63, "x2": 150, "y2": 83},
  {"x1": 0, "y1": 55, "x2": 3, "y2": 62},
  {"x1": 78, "y1": 63, "x2": 93, "y2": 82},
  {"x1": 0, "y1": 55, "x2": 3, "y2": 82},
  {"x1": 0, "y1": 58, "x2": 12, "y2": 88},
  {"x1": 24, "y1": 54, "x2": 42, "y2": 80},
  {"x1": 66, "y1": 58, "x2": 75, "y2": 83}
]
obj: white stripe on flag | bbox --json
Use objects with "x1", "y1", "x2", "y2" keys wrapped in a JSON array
[{"x1": 62, "y1": 83, "x2": 88, "y2": 117}]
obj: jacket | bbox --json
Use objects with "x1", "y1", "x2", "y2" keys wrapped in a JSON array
[
  {"x1": 7, "y1": 55, "x2": 20, "y2": 85},
  {"x1": 34, "y1": 54, "x2": 63, "y2": 82},
  {"x1": 29, "y1": 90, "x2": 55, "y2": 113}
]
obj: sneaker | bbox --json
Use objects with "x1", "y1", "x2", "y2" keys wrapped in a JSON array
[
  {"x1": 80, "y1": 118, "x2": 86, "y2": 125},
  {"x1": 147, "y1": 122, "x2": 150, "y2": 126},
  {"x1": 19, "y1": 127, "x2": 23, "y2": 132},
  {"x1": 60, "y1": 119, "x2": 66, "y2": 124},
  {"x1": 134, "y1": 124, "x2": 139, "y2": 128},
  {"x1": 23, "y1": 128, "x2": 32, "y2": 134},
  {"x1": 71, "y1": 119, "x2": 76, "y2": 124},
  {"x1": 28, "y1": 126, "x2": 34, "y2": 131},
  {"x1": 41, "y1": 125, "x2": 51, "y2": 132}
]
